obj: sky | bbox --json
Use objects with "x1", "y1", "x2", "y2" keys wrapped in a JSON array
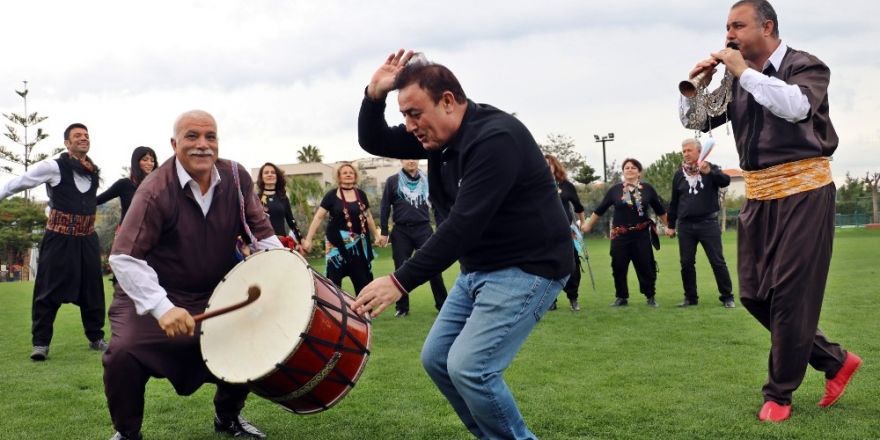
[{"x1": 2, "y1": 0, "x2": 878, "y2": 199}]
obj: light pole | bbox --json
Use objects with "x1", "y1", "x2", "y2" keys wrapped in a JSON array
[{"x1": 594, "y1": 132, "x2": 614, "y2": 183}]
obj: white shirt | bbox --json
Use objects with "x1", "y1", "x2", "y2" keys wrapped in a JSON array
[
  {"x1": 109, "y1": 160, "x2": 282, "y2": 319},
  {"x1": 679, "y1": 42, "x2": 810, "y2": 126},
  {"x1": 0, "y1": 159, "x2": 93, "y2": 200}
]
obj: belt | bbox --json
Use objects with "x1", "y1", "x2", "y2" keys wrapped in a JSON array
[
  {"x1": 743, "y1": 156, "x2": 832, "y2": 201},
  {"x1": 45, "y1": 209, "x2": 96, "y2": 236}
]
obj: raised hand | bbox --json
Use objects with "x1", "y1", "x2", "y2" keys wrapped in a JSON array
[
  {"x1": 689, "y1": 58, "x2": 720, "y2": 88},
  {"x1": 710, "y1": 46, "x2": 747, "y2": 77},
  {"x1": 367, "y1": 49, "x2": 415, "y2": 100}
]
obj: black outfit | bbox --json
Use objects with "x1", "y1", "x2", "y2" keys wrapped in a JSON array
[
  {"x1": 320, "y1": 188, "x2": 374, "y2": 295},
  {"x1": 692, "y1": 46, "x2": 847, "y2": 404},
  {"x1": 556, "y1": 180, "x2": 585, "y2": 302},
  {"x1": 667, "y1": 165, "x2": 734, "y2": 304},
  {"x1": 261, "y1": 192, "x2": 303, "y2": 240},
  {"x1": 380, "y1": 171, "x2": 448, "y2": 312},
  {"x1": 593, "y1": 182, "x2": 666, "y2": 300},
  {"x1": 359, "y1": 97, "x2": 572, "y2": 291},
  {"x1": 33, "y1": 155, "x2": 105, "y2": 347},
  {"x1": 97, "y1": 178, "x2": 137, "y2": 221}
]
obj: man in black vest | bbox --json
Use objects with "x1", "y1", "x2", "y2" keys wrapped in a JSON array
[
  {"x1": 0, "y1": 123, "x2": 107, "y2": 361},
  {"x1": 666, "y1": 138, "x2": 735, "y2": 308},
  {"x1": 378, "y1": 159, "x2": 447, "y2": 317}
]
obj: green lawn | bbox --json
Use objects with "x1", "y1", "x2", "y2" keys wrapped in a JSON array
[{"x1": 0, "y1": 229, "x2": 878, "y2": 439}]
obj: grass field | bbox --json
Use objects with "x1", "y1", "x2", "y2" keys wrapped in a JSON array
[{"x1": 0, "y1": 228, "x2": 878, "y2": 440}]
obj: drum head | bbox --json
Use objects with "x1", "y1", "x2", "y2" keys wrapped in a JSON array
[{"x1": 201, "y1": 249, "x2": 314, "y2": 383}]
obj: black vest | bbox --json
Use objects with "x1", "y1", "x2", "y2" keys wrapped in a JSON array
[{"x1": 47, "y1": 155, "x2": 99, "y2": 215}]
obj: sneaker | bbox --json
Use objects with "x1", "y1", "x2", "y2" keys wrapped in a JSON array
[
  {"x1": 723, "y1": 299, "x2": 736, "y2": 308},
  {"x1": 394, "y1": 310, "x2": 409, "y2": 318},
  {"x1": 548, "y1": 300, "x2": 558, "y2": 311},
  {"x1": 89, "y1": 339, "x2": 109, "y2": 351},
  {"x1": 31, "y1": 345, "x2": 49, "y2": 361},
  {"x1": 610, "y1": 297, "x2": 628, "y2": 307},
  {"x1": 570, "y1": 300, "x2": 580, "y2": 311},
  {"x1": 646, "y1": 297, "x2": 658, "y2": 308}
]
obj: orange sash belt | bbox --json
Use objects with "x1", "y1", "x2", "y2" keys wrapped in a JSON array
[{"x1": 743, "y1": 157, "x2": 832, "y2": 201}]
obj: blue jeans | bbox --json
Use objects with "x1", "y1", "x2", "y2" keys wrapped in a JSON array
[{"x1": 421, "y1": 267, "x2": 568, "y2": 439}]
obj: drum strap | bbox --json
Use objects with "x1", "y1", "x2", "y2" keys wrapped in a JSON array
[{"x1": 231, "y1": 161, "x2": 259, "y2": 245}]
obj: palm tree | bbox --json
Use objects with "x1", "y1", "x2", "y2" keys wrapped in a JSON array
[
  {"x1": 286, "y1": 175, "x2": 326, "y2": 224},
  {"x1": 296, "y1": 144, "x2": 323, "y2": 163}
]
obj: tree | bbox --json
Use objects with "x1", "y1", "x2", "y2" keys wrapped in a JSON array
[
  {"x1": 573, "y1": 163, "x2": 599, "y2": 185},
  {"x1": 286, "y1": 175, "x2": 326, "y2": 256},
  {"x1": 539, "y1": 133, "x2": 586, "y2": 173},
  {"x1": 95, "y1": 202, "x2": 121, "y2": 264},
  {"x1": 0, "y1": 197, "x2": 46, "y2": 267},
  {"x1": 0, "y1": 82, "x2": 62, "y2": 193},
  {"x1": 642, "y1": 150, "x2": 682, "y2": 204},
  {"x1": 296, "y1": 144, "x2": 323, "y2": 163},
  {"x1": 576, "y1": 183, "x2": 612, "y2": 237},
  {"x1": 866, "y1": 172, "x2": 880, "y2": 223},
  {"x1": 836, "y1": 173, "x2": 870, "y2": 215}
]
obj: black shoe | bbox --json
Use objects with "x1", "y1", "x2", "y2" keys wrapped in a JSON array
[
  {"x1": 109, "y1": 432, "x2": 142, "y2": 440},
  {"x1": 394, "y1": 310, "x2": 409, "y2": 317},
  {"x1": 646, "y1": 297, "x2": 658, "y2": 308},
  {"x1": 89, "y1": 338, "x2": 109, "y2": 351},
  {"x1": 548, "y1": 300, "x2": 558, "y2": 311},
  {"x1": 610, "y1": 297, "x2": 628, "y2": 307},
  {"x1": 570, "y1": 300, "x2": 580, "y2": 311},
  {"x1": 723, "y1": 299, "x2": 736, "y2": 308},
  {"x1": 214, "y1": 414, "x2": 266, "y2": 438},
  {"x1": 677, "y1": 298, "x2": 698, "y2": 307},
  {"x1": 31, "y1": 345, "x2": 49, "y2": 361}
]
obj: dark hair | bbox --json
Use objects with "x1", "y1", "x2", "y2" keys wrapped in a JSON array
[
  {"x1": 544, "y1": 154, "x2": 567, "y2": 182},
  {"x1": 622, "y1": 158, "x2": 643, "y2": 172},
  {"x1": 257, "y1": 162, "x2": 288, "y2": 199},
  {"x1": 732, "y1": 0, "x2": 779, "y2": 38},
  {"x1": 64, "y1": 123, "x2": 88, "y2": 140},
  {"x1": 393, "y1": 58, "x2": 467, "y2": 105},
  {"x1": 129, "y1": 146, "x2": 157, "y2": 186}
]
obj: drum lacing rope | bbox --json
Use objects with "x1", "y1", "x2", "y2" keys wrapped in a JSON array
[{"x1": 256, "y1": 270, "x2": 370, "y2": 408}]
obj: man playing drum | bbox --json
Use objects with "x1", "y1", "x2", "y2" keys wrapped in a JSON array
[
  {"x1": 354, "y1": 50, "x2": 572, "y2": 439},
  {"x1": 103, "y1": 110, "x2": 281, "y2": 440}
]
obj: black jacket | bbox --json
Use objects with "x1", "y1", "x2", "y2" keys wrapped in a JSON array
[{"x1": 358, "y1": 95, "x2": 573, "y2": 291}]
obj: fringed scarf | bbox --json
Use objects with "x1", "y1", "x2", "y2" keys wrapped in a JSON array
[
  {"x1": 681, "y1": 161, "x2": 703, "y2": 195},
  {"x1": 397, "y1": 169, "x2": 429, "y2": 207},
  {"x1": 62, "y1": 152, "x2": 100, "y2": 178},
  {"x1": 621, "y1": 181, "x2": 645, "y2": 217}
]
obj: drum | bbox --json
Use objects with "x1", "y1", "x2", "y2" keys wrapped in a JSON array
[{"x1": 200, "y1": 248, "x2": 371, "y2": 414}]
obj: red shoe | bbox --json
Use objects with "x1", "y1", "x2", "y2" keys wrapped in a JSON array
[
  {"x1": 758, "y1": 401, "x2": 791, "y2": 422},
  {"x1": 818, "y1": 352, "x2": 863, "y2": 408}
]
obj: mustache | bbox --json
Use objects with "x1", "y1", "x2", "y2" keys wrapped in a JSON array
[{"x1": 187, "y1": 148, "x2": 215, "y2": 156}]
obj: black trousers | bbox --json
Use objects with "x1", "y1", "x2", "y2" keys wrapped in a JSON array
[
  {"x1": 738, "y1": 183, "x2": 846, "y2": 405},
  {"x1": 327, "y1": 251, "x2": 374, "y2": 296},
  {"x1": 610, "y1": 229, "x2": 656, "y2": 299},
  {"x1": 676, "y1": 218, "x2": 733, "y2": 303},
  {"x1": 103, "y1": 290, "x2": 248, "y2": 436},
  {"x1": 32, "y1": 231, "x2": 105, "y2": 346},
  {"x1": 556, "y1": 247, "x2": 581, "y2": 302},
  {"x1": 391, "y1": 223, "x2": 447, "y2": 311}
]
